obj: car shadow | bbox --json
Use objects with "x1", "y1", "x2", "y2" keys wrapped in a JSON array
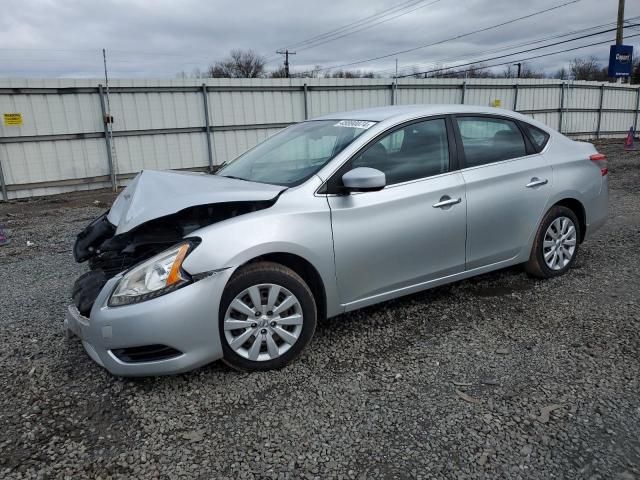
[
  {"x1": 315, "y1": 264, "x2": 535, "y2": 338},
  {"x1": 123, "y1": 264, "x2": 537, "y2": 383}
]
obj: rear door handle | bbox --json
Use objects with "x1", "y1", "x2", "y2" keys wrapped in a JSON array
[
  {"x1": 432, "y1": 196, "x2": 462, "y2": 208},
  {"x1": 526, "y1": 177, "x2": 548, "y2": 188}
]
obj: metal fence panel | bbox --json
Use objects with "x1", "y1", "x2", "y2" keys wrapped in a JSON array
[
  {"x1": 601, "y1": 111, "x2": 637, "y2": 133},
  {"x1": 113, "y1": 132, "x2": 208, "y2": 174},
  {"x1": 0, "y1": 137, "x2": 107, "y2": 188},
  {"x1": 0, "y1": 92, "x2": 103, "y2": 135},
  {"x1": 603, "y1": 88, "x2": 636, "y2": 110},
  {"x1": 209, "y1": 90, "x2": 305, "y2": 126},
  {"x1": 0, "y1": 78, "x2": 638, "y2": 200},
  {"x1": 563, "y1": 111, "x2": 599, "y2": 135},
  {"x1": 308, "y1": 85, "x2": 391, "y2": 117},
  {"x1": 517, "y1": 85, "x2": 562, "y2": 111},
  {"x1": 109, "y1": 91, "x2": 204, "y2": 131},
  {"x1": 397, "y1": 86, "x2": 461, "y2": 105},
  {"x1": 212, "y1": 127, "x2": 282, "y2": 164},
  {"x1": 565, "y1": 85, "x2": 600, "y2": 110}
]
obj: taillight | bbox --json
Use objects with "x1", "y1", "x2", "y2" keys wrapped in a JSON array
[{"x1": 590, "y1": 153, "x2": 608, "y2": 176}]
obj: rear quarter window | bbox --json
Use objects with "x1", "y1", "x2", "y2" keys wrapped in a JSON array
[{"x1": 521, "y1": 123, "x2": 550, "y2": 152}]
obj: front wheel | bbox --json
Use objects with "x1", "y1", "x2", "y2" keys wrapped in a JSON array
[
  {"x1": 219, "y1": 261, "x2": 317, "y2": 371},
  {"x1": 525, "y1": 205, "x2": 581, "y2": 279}
]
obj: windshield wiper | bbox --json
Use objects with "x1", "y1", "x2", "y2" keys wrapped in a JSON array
[
  {"x1": 219, "y1": 174, "x2": 248, "y2": 182},
  {"x1": 210, "y1": 160, "x2": 228, "y2": 173}
]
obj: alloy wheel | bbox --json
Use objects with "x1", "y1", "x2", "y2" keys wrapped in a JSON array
[
  {"x1": 543, "y1": 216, "x2": 577, "y2": 270},
  {"x1": 223, "y1": 283, "x2": 304, "y2": 361}
]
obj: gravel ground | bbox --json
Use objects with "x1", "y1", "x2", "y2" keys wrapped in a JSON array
[{"x1": 0, "y1": 141, "x2": 639, "y2": 479}]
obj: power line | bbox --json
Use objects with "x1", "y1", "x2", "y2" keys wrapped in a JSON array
[
  {"x1": 399, "y1": 31, "x2": 640, "y2": 78},
  {"x1": 376, "y1": 19, "x2": 622, "y2": 75},
  {"x1": 276, "y1": 0, "x2": 431, "y2": 52},
  {"x1": 264, "y1": 0, "x2": 441, "y2": 63},
  {"x1": 396, "y1": 24, "x2": 639, "y2": 78},
  {"x1": 305, "y1": 0, "x2": 581, "y2": 74},
  {"x1": 292, "y1": 0, "x2": 443, "y2": 54},
  {"x1": 378, "y1": 17, "x2": 640, "y2": 77}
]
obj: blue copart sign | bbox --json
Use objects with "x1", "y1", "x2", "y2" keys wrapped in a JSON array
[{"x1": 608, "y1": 45, "x2": 633, "y2": 77}]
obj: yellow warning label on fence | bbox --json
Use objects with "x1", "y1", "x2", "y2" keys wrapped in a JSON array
[{"x1": 3, "y1": 113, "x2": 23, "y2": 126}]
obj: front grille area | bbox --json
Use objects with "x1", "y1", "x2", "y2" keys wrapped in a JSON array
[
  {"x1": 72, "y1": 270, "x2": 108, "y2": 316},
  {"x1": 88, "y1": 251, "x2": 148, "y2": 279},
  {"x1": 111, "y1": 345, "x2": 182, "y2": 363},
  {"x1": 74, "y1": 249, "x2": 166, "y2": 315}
]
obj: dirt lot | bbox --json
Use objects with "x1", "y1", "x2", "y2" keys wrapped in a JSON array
[{"x1": 0, "y1": 141, "x2": 638, "y2": 479}]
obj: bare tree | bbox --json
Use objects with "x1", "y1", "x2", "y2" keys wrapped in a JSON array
[
  {"x1": 569, "y1": 56, "x2": 607, "y2": 81},
  {"x1": 429, "y1": 63, "x2": 495, "y2": 79},
  {"x1": 519, "y1": 64, "x2": 544, "y2": 79},
  {"x1": 268, "y1": 65, "x2": 288, "y2": 78},
  {"x1": 175, "y1": 67, "x2": 206, "y2": 79},
  {"x1": 501, "y1": 65, "x2": 514, "y2": 78},
  {"x1": 207, "y1": 49, "x2": 266, "y2": 78},
  {"x1": 500, "y1": 63, "x2": 543, "y2": 79},
  {"x1": 409, "y1": 65, "x2": 426, "y2": 79},
  {"x1": 191, "y1": 67, "x2": 205, "y2": 79},
  {"x1": 308, "y1": 65, "x2": 324, "y2": 78},
  {"x1": 554, "y1": 66, "x2": 569, "y2": 80},
  {"x1": 323, "y1": 69, "x2": 376, "y2": 78}
]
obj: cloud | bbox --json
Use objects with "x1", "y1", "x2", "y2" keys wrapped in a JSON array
[{"x1": 0, "y1": 0, "x2": 637, "y2": 78}]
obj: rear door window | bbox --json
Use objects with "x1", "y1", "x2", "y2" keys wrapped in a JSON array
[{"x1": 456, "y1": 117, "x2": 527, "y2": 168}]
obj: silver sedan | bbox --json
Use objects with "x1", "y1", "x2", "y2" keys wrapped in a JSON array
[{"x1": 66, "y1": 105, "x2": 608, "y2": 376}]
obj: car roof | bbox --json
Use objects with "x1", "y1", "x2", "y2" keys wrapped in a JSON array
[{"x1": 311, "y1": 104, "x2": 526, "y2": 123}]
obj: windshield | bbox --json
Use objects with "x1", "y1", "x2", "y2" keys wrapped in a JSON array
[{"x1": 216, "y1": 119, "x2": 376, "y2": 186}]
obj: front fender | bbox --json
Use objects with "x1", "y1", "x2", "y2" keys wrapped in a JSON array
[{"x1": 181, "y1": 189, "x2": 342, "y2": 317}]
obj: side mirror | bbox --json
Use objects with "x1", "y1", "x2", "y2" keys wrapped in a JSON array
[{"x1": 341, "y1": 167, "x2": 386, "y2": 193}]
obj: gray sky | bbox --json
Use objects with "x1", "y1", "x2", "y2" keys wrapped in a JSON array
[{"x1": 0, "y1": 0, "x2": 638, "y2": 78}]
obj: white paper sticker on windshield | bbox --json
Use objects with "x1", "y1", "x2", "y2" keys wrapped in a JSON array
[{"x1": 334, "y1": 120, "x2": 376, "y2": 129}]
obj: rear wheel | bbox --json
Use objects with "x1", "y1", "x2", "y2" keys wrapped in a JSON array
[
  {"x1": 219, "y1": 261, "x2": 317, "y2": 371},
  {"x1": 525, "y1": 205, "x2": 580, "y2": 278}
]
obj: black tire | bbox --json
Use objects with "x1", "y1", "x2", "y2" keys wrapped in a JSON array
[
  {"x1": 525, "y1": 205, "x2": 581, "y2": 279},
  {"x1": 219, "y1": 261, "x2": 317, "y2": 371}
]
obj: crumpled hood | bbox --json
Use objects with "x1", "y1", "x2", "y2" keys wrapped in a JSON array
[{"x1": 107, "y1": 170, "x2": 285, "y2": 234}]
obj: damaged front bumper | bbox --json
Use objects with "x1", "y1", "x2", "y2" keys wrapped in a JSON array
[{"x1": 64, "y1": 269, "x2": 234, "y2": 376}]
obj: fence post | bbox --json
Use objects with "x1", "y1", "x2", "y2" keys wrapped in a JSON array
[
  {"x1": 596, "y1": 84, "x2": 605, "y2": 139},
  {"x1": 390, "y1": 81, "x2": 396, "y2": 105},
  {"x1": 98, "y1": 84, "x2": 116, "y2": 190},
  {"x1": 0, "y1": 153, "x2": 7, "y2": 201},
  {"x1": 201, "y1": 84, "x2": 215, "y2": 172},
  {"x1": 513, "y1": 83, "x2": 518, "y2": 111},
  {"x1": 558, "y1": 82, "x2": 565, "y2": 134},
  {"x1": 303, "y1": 83, "x2": 309, "y2": 120},
  {"x1": 461, "y1": 81, "x2": 466, "y2": 104},
  {"x1": 634, "y1": 87, "x2": 640, "y2": 134}
]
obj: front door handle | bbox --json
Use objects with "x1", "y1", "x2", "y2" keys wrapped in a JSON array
[
  {"x1": 432, "y1": 196, "x2": 462, "y2": 208},
  {"x1": 526, "y1": 177, "x2": 548, "y2": 188}
]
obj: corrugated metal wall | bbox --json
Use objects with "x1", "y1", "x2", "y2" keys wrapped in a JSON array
[{"x1": 0, "y1": 78, "x2": 638, "y2": 200}]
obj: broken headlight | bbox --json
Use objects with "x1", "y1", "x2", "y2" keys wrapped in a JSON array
[{"x1": 108, "y1": 242, "x2": 194, "y2": 307}]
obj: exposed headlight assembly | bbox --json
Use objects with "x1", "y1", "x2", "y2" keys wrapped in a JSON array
[{"x1": 109, "y1": 242, "x2": 195, "y2": 307}]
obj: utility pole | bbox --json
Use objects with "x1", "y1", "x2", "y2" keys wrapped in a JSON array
[
  {"x1": 276, "y1": 49, "x2": 296, "y2": 78},
  {"x1": 616, "y1": 0, "x2": 625, "y2": 83},
  {"x1": 102, "y1": 48, "x2": 117, "y2": 191},
  {"x1": 616, "y1": 0, "x2": 625, "y2": 46},
  {"x1": 515, "y1": 62, "x2": 522, "y2": 78},
  {"x1": 393, "y1": 58, "x2": 398, "y2": 105}
]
